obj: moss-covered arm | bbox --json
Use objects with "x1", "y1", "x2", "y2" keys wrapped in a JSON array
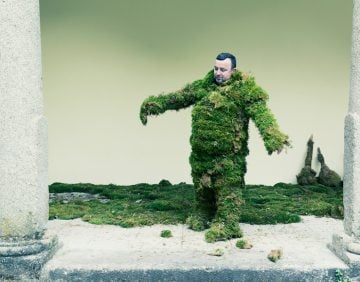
[
  {"x1": 243, "y1": 76, "x2": 290, "y2": 155},
  {"x1": 140, "y1": 79, "x2": 208, "y2": 125}
]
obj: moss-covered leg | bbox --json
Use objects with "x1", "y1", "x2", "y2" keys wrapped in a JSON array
[
  {"x1": 205, "y1": 178, "x2": 244, "y2": 243},
  {"x1": 186, "y1": 177, "x2": 216, "y2": 231}
]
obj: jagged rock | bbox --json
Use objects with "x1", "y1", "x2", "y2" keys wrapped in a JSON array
[
  {"x1": 297, "y1": 135, "x2": 317, "y2": 185},
  {"x1": 317, "y1": 148, "x2": 342, "y2": 187},
  {"x1": 49, "y1": 192, "x2": 110, "y2": 204}
]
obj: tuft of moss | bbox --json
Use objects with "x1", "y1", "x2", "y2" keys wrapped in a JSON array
[
  {"x1": 144, "y1": 200, "x2": 180, "y2": 211},
  {"x1": 160, "y1": 230, "x2": 172, "y2": 238},
  {"x1": 158, "y1": 179, "x2": 172, "y2": 186},
  {"x1": 208, "y1": 248, "x2": 224, "y2": 257},
  {"x1": 236, "y1": 239, "x2": 253, "y2": 249},
  {"x1": 205, "y1": 221, "x2": 243, "y2": 243},
  {"x1": 268, "y1": 249, "x2": 283, "y2": 262},
  {"x1": 185, "y1": 214, "x2": 209, "y2": 231}
]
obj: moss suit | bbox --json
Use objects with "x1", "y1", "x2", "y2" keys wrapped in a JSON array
[{"x1": 140, "y1": 70, "x2": 289, "y2": 242}]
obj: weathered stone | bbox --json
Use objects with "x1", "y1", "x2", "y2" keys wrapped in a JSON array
[
  {"x1": 0, "y1": 0, "x2": 47, "y2": 241},
  {"x1": 0, "y1": 234, "x2": 58, "y2": 280},
  {"x1": 49, "y1": 192, "x2": 110, "y2": 204},
  {"x1": 317, "y1": 148, "x2": 342, "y2": 188},
  {"x1": 296, "y1": 135, "x2": 317, "y2": 185},
  {"x1": 0, "y1": 0, "x2": 57, "y2": 279},
  {"x1": 331, "y1": 0, "x2": 360, "y2": 263}
]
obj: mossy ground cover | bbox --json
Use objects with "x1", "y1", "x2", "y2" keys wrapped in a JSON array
[{"x1": 49, "y1": 182, "x2": 343, "y2": 227}]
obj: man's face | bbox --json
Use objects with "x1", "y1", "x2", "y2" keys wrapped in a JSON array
[{"x1": 214, "y1": 58, "x2": 234, "y2": 84}]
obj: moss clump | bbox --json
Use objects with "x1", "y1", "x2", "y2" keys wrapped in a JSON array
[
  {"x1": 160, "y1": 230, "x2": 172, "y2": 238},
  {"x1": 185, "y1": 214, "x2": 210, "y2": 231},
  {"x1": 297, "y1": 136, "x2": 317, "y2": 185},
  {"x1": 236, "y1": 239, "x2": 253, "y2": 249},
  {"x1": 159, "y1": 179, "x2": 172, "y2": 186},
  {"x1": 208, "y1": 248, "x2": 224, "y2": 257},
  {"x1": 267, "y1": 249, "x2": 283, "y2": 262},
  {"x1": 205, "y1": 221, "x2": 243, "y2": 243},
  {"x1": 144, "y1": 200, "x2": 181, "y2": 211},
  {"x1": 317, "y1": 148, "x2": 342, "y2": 188},
  {"x1": 140, "y1": 69, "x2": 289, "y2": 242},
  {"x1": 335, "y1": 269, "x2": 352, "y2": 282}
]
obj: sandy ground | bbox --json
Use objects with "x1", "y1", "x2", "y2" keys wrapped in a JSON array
[{"x1": 43, "y1": 216, "x2": 347, "y2": 272}]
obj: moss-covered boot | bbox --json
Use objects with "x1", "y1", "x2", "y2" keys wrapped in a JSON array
[
  {"x1": 205, "y1": 221, "x2": 243, "y2": 243},
  {"x1": 186, "y1": 214, "x2": 211, "y2": 231},
  {"x1": 187, "y1": 181, "x2": 216, "y2": 231},
  {"x1": 205, "y1": 186, "x2": 244, "y2": 243}
]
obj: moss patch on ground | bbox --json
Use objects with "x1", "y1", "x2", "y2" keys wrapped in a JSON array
[{"x1": 49, "y1": 182, "x2": 343, "y2": 227}]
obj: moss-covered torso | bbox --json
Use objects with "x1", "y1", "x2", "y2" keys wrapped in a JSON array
[{"x1": 190, "y1": 72, "x2": 250, "y2": 183}]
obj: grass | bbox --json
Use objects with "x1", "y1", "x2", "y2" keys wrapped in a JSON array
[{"x1": 49, "y1": 181, "x2": 344, "y2": 227}]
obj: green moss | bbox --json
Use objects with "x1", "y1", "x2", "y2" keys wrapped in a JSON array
[
  {"x1": 185, "y1": 214, "x2": 209, "y2": 231},
  {"x1": 208, "y1": 248, "x2": 224, "y2": 256},
  {"x1": 235, "y1": 239, "x2": 252, "y2": 249},
  {"x1": 140, "y1": 69, "x2": 290, "y2": 242},
  {"x1": 158, "y1": 179, "x2": 172, "y2": 186},
  {"x1": 144, "y1": 200, "x2": 181, "y2": 211},
  {"x1": 160, "y1": 230, "x2": 173, "y2": 238},
  {"x1": 335, "y1": 269, "x2": 352, "y2": 282},
  {"x1": 49, "y1": 182, "x2": 193, "y2": 227},
  {"x1": 49, "y1": 182, "x2": 343, "y2": 227},
  {"x1": 268, "y1": 249, "x2": 283, "y2": 262},
  {"x1": 205, "y1": 221, "x2": 243, "y2": 243}
]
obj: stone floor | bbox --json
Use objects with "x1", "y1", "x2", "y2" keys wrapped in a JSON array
[{"x1": 39, "y1": 216, "x2": 352, "y2": 281}]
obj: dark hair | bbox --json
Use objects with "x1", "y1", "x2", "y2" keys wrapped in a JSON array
[{"x1": 216, "y1": 52, "x2": 237, "y2": 69}]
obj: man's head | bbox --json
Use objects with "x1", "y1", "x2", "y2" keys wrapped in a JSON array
[{"x1": 214, "y1": 52, "x2": 237, "y2": 85}]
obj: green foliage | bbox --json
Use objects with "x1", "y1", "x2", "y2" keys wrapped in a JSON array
[
  {"x1": 236, "y1": 239, "x2": 247, "y2": 249},
  {"x1": 205, "y1": 221, "x2": 243, "y2": 243},
  {"x1": 185, "y1": 214, "x2": 209, "y2": 231},
  {"x1": 267, "y1": 249, "x2": 283, "y2": 263},
  {"x1": 139, "y1": 69, "x2": 290, "y2": 242},
  {"x1": 208, "y1": 248, "x2": 224, "y2": 256},
  {"x1": 144, "y1": 200, "x2": 181, "y2": 211},
  {"x1": 49, "y1": 182, "x2": 193, "y2": 227},
  {"x1": 158, "y1": 179, "x2": 172, "y2": 186},
  {"x1": 335, "y1": 269, "x2": 352, "y2": 282},
  {"x1": 236, "y1": 239, "x2": 252, "y2": 249},
  {"x1": 49, "y1": 182, "x2": 343, "y2": 227},
  {"x1": 160, "y1": 230, "x2": 173, "y2": 238}
]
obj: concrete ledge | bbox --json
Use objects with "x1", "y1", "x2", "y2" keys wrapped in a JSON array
[
  {"x1": 41, "y1": 216, "x2": 350, "y2": 281},
  {"x1": 44, "y1": 268, "x2": 343, "y2": 282}
]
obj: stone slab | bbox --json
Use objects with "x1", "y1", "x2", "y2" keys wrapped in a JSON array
[
  {"x1": 41, "y1": 216, "x2": 350, "y2": 281},
  {"x1": 0, "y1": 232, "x2": 58, "y2": 280}
]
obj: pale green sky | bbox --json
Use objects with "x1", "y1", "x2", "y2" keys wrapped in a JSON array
[{"x1": 40, "y1": 0, "x2": 352, "y2": 185}]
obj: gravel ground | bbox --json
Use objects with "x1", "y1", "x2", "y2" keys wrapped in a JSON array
[{"x1": 43, "y1": 216, "x2": 347, "y2": 272}]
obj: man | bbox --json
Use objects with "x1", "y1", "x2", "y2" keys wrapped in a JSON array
[
  {"x1": 213, "y1": 52, "x2": 236, "y2": 84},
  {"x1": 140, "y1": 52, "x2": 290, "y2": 242}
]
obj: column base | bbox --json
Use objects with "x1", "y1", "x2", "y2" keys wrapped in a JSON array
[
  {"x1": 0, "y1": 231, "x2": 58, "y2": 280},
  {"x1": 330, "y1": 233, "x2": 360, "y2": 266}
]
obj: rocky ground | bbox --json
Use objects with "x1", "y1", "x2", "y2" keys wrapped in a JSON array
[{"x1": 49, "y1": 192, "x2": 110, "y2": 204}]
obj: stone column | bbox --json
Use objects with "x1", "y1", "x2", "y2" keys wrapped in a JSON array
[
  {"x1": 331, "y1": 0, "x2": 360, "y2": 266},
  {"x1": 0, "y1": 0, "x2": 57, "y2": 280}
]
